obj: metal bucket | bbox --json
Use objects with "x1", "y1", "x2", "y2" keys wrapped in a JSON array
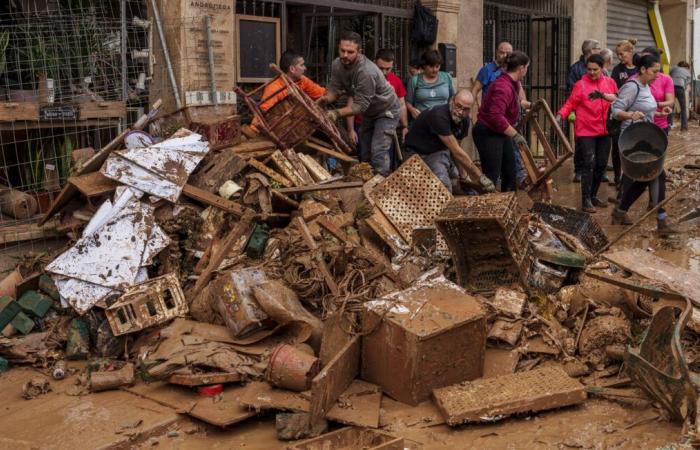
[{"x1": 619, "y1": 122, "x2": 667, "y2": 182}]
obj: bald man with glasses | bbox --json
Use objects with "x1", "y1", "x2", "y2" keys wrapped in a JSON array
[{"x1": 404, "y1": 90, "x2": 495, "y2": 193}]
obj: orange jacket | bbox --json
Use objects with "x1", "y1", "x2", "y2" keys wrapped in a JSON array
[
  {"x1": 251, "y1": 76, "x2": 326, "y2": 131},
  {"x1": 261, "y1": 76, "x2": 325, "y2": 111}
]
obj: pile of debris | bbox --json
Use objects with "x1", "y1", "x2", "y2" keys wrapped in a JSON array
[{"x1": 2, "y1": 75, "x2": 700, "y2": 448}]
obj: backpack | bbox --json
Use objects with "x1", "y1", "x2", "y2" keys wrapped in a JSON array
[{"x1": 410, "y1": 0, "x2": 438, "y2": 46}]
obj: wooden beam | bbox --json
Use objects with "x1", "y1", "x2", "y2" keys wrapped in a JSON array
[
  {"x1": 294, "y1": 216, "x2": 338, "y2": 295},
  {"x1": 182, "y1": 184, "x2": 251, "y2": 218},
  {"x1": 247, "y1": 159, "x2": 293, "y2": 187},
  {"x1": 191, "y1": 210, "x2": 255, "y2": 295},
  {"x1": 69, "y1": 172, "x2": 118, "y2": 198},
  {"x1": 275, "y1": 181, "x2": 363, "y2": 195},
  {"x1": 303, "y1": 139, "x2": 358, "y2": 163}
]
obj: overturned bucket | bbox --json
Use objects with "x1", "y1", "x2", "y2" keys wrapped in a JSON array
[
  {"x1": 266, "y1": 344, "x2": 321, "y2": 392},
  {"x1": 619, "y1": 122, "x2": 667, "y2": 182}
]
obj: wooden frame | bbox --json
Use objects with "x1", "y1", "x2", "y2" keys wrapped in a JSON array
[{"x1": 235, "y1": 14, "x2": 281, "y2": 83}]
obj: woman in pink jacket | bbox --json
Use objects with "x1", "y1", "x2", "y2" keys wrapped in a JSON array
[{"x1": 557, "y1": 54, "x2": 618, "y2": 213}]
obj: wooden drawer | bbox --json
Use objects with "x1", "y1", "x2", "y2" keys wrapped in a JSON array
[
  {"x1": 79, "y1": 101, "x2": 126, "y2": 119},
  {"x1": 0, "y1": 102, "x2": 40, "y2": 122}
]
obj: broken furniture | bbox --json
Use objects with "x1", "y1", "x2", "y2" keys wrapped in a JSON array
[
  {"x1": 361, "y1": 278, "x2": 486, "y2": 405},
  {"x1": 432, "y1": 366, "x2": 587, "y2": 425},
  {"x1": 287, "y1": 427, "x2": 404, "y2": 450},
  {"x1": 435, "y1": 193, "x2": 529, "y2": 293},
  {"x1": 105, "y1": 273, "x2": 188, "y2": 336},
  {"x1": 369, "y1": 154, "x2": 453, "y2": 249},
  {"x1": 517, "y1": 99, "x2": 574, "y2": 201},
  {"x1": 625, "y1": 300, "x2": 697, "y2": 425},
  {"x1": 235, "y1": 64, "x2": 352, "y2": 155},
  {"x1": 532, "y1": 202, "x2": 609, "y2": 254}
]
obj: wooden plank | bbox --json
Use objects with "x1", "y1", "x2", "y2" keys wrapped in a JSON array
[
  {"x1": 275, "y1": 181, "x2": 363, "y2": 195},
  {"x1": 68, "y1": 172, "x2": 118, "y2": 198},
  {"x1": 189, "y1": 150, "x2": 247, "y2": 193},
  {"x1": 298, "y1": 153, "x2": 331, "y2": 182},
  {"x1": 317, "y1": 216, "x2": 352, "y2": 245},
  {"x1": 531, "y1": 119, "x2": 557, "y2": 165},
  {"x1": 283, "y1": 149, "x2": 315, "y2": 185},
  {"x1": 270, "y1": 150, "x2": 307, "y2": 187},
  {"x1": 604, "y1": 249, "x2": 700, "y2": 308},
  {"x1": 79, "y1": 101, "x2": 127, "y2": 120},
  {"x1": 231, "y1": 138, "x2": 277, "y2": 154},
  {"x1": 0, "y1": 221, "x2": 62, "y2": 245},
  {"x1": 326, "y1": 380, "x2": 382, "y2": 428},
  {"x1": 247, "y1": 159, "x2": 293, "y2": 187},
  {"x1": 271, "y1": 189, "x2": 300, "y2": 208},
  {"x1": 294, "y1": 216, "x2": 338, "y2": 295},
  {"x1": 0, "y1": 102, "x2": 39, "y2": 122},
  {"x1": 304, "y1": 139, "x2": 357, "y2": 163},
  {"x1": 182, "y1": 184, "x2": 250, "y2": 218},
  {"x1": 190, "y1": 209, "x2": 256, "y2": 296},
  {"x1": 310, "y1": 335, "x2": 360, "y2": 424}
]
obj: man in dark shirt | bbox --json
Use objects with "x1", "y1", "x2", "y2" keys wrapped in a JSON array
[{"x1": 405, "y1": 90, "x2": 495, "y2": 193}]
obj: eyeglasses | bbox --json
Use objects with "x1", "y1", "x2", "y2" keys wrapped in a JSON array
[{"x1": 453, "y1": 102, "x2": 471, "y2": 111}]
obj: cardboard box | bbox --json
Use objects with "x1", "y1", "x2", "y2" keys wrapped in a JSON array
[{"x1": 361, "y1": 278, "x2": 487, "y2": 405}]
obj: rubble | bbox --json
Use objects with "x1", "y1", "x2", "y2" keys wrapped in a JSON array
[
  {"x1": 2, "y1": 62, "x2": 700, "y2": 449},
  {"x1": 22, "y1": 376, "x2": 52, "y2": 399}
]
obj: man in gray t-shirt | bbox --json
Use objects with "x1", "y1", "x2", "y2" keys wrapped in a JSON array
[{"x1": 317, "y1": 31, "x2": 399, "y2": 176}]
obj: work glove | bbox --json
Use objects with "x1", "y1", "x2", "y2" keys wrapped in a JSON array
[
  {"x1": 567, "y1": 112, "x2": 576, "y2": 122},
  {"x1": 588, "y1": 90, "x2": 605, "y2": 100},
  {"x1": 512, "y1": 133, "x2": 528, "y2": 148},
  {"x1": 326, "y1": 109, "x2": 340, "y2": 122},
  {"x1": 479, "y1": 174, "x2": 496, "y2": 193}
]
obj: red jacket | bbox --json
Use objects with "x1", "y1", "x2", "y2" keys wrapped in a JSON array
[
  {"x1": 558, "y1": 74, "x2": 618, "y2": 137},
  {"x1": 477, "y1": 73, "x2": 521, "y2": 134}
]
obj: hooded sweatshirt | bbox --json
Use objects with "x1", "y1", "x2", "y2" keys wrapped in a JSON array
[{"x1": 558, "y1": 74, "x2": 618, "y2": 137}]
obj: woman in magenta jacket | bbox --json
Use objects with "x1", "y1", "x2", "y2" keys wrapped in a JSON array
[{"x1": 557, "y1": 54, "x2": 618, "y2": 212}]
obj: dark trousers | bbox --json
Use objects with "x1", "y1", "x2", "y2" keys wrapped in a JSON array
[
  {"x1": 619, "y1": 170, "x2": 667, "y2": 216},
  {"x1": 610, "y1": 131, "x2": 621, "y2": 184},
  {"x1": 573, "y1": 139, "x2": 584, "y2": 175},
  {"x1": 578, "y1": 136, "x2": 611, "y2": 202},
  {"x1": 671, "y1": 85, "x2": 688, "y2": 130},
  {"x1": 473, "y1": 122, "x2": 516, "y2": 192}
]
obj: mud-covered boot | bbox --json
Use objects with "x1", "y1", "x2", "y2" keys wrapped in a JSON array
[
  {"x1": 611, "y1": 208, "x2": 633, "y2": 225},
  {"x1": 657, "y1": 217, "x2": 680, "y2": 236}
]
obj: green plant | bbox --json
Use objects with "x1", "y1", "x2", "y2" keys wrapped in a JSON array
[{"x1": 21, "y1": 139, "x2": 45, "y2": 190}]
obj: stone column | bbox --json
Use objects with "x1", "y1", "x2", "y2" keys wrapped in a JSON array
[
  {"x1": 570, "y1": 0, "x2": 607, "y2": 63},
  {"x1": 423, "y1": 0, "x2": 483, "y2": 90}
]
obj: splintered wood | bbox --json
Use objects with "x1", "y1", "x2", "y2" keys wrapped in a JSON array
[{"x1": 432, "y1": 366, "x2": 586, "y2": 425}]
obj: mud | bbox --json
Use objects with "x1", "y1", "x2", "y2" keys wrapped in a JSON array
[{"x1": 578, "y1": 314, "x2": 631, "y2": 365}]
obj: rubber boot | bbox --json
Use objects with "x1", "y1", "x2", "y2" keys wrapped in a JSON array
[
  {"x1": 581, "y1": 199, "x2": 596, "y2": 213},
  {"x1": 612, "y1": 208, "x2": 633, "y2": 225},
  {"x1": 657, "y1": 218, "x2": 680, "y2": 236}
]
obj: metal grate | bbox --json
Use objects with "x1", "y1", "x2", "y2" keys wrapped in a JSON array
[
  {"x1": 370, "y1": 154, "x2": 452, "y2": 248},
  {"x1": 432, "y1": 366, "x2": 586, "y2": 426},
  {"x1": 531, "y1": 202, "x2": 609, "y2": 253}
]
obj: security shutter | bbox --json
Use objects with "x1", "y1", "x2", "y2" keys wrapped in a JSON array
[{"x1": 607, "y1": 0, "x2": 655, "y2": 54}]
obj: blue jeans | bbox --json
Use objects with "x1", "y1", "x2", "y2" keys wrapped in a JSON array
[
  {"x1": 409, "y1": 149, "x2": 458, "y2": 193},
  {"x1": 359, "y1": 100, "x2": 401, "y2": 176}
]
